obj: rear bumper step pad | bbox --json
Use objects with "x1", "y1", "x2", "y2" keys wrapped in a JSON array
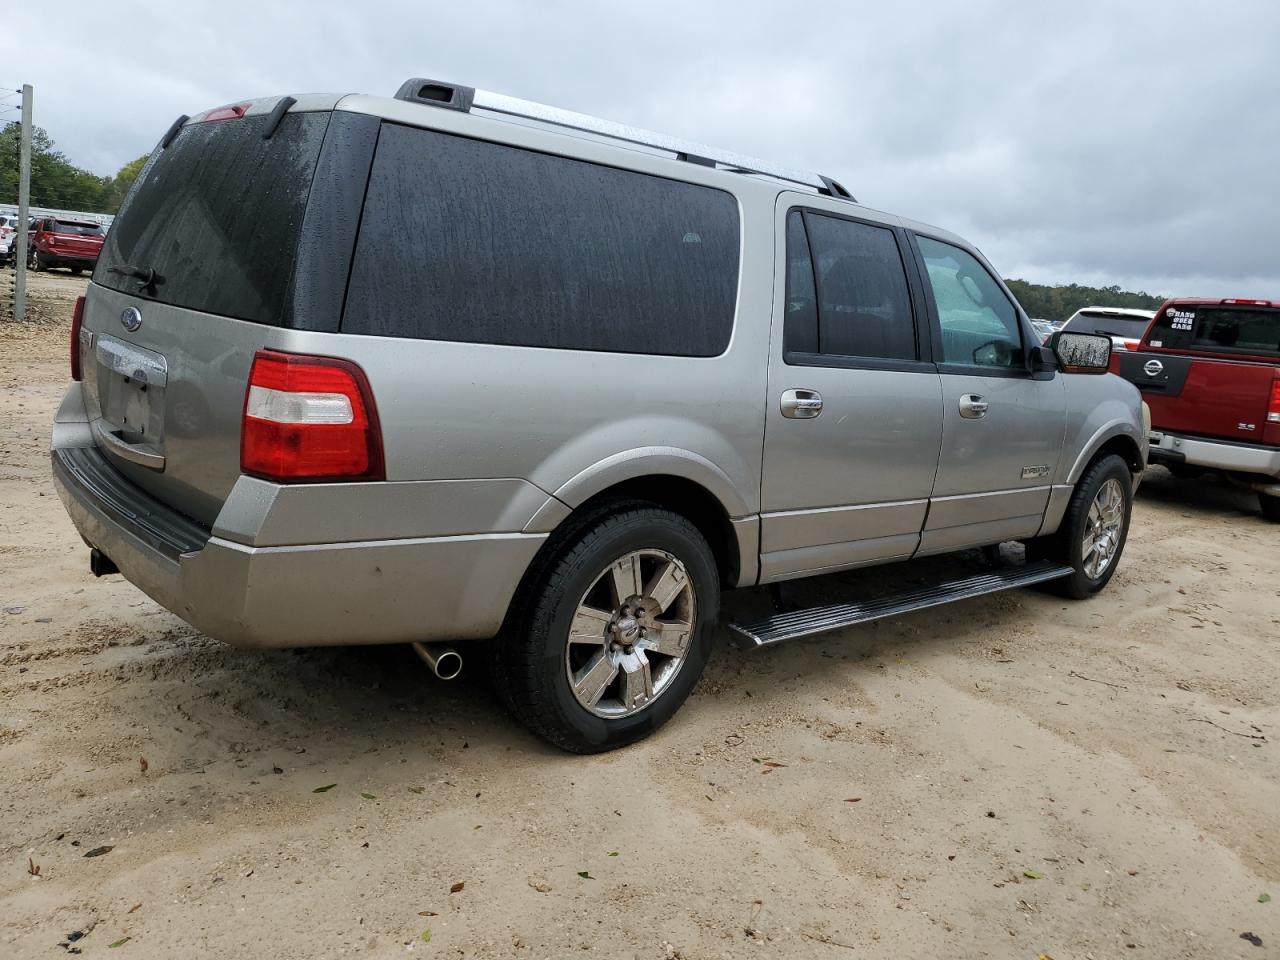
[{"x1": 729, "y1": 560, "x2": 1072, "y2": 647}]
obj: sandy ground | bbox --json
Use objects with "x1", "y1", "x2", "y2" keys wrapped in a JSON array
[{"x1": 1, "y1": 267, "x2": 1277, "y2": 959}]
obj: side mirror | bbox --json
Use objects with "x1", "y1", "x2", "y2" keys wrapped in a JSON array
[{"x1": 1048, "y1": 331, "x2": 1112, "y2": 374}]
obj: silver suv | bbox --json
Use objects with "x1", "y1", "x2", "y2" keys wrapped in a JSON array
[{"x1": 51, "y1": 80, "x2": 1147, "y2": 752}]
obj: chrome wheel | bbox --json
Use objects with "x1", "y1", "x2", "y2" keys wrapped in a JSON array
[
  {"x1": 565, "y1": 549, "x2": 696, "y2": 719},
  {"x1": 1081, "y1": 477, "x2": 1125, "y2": 579}
]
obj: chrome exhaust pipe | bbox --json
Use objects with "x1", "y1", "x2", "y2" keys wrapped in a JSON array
[{"x1": 412, "y1": 641, "x2": 463, "y2": 680}]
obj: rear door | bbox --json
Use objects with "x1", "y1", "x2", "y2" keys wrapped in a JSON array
[
  {"x1": 909, "y1": 234, "x2": 1066, "y2": 555},
  {"x1": 83, "y1": 105, "x2": 339, "y2": 524},
  {"x1": 759, "y1": 204, "x2": 943, "y2": 581}
]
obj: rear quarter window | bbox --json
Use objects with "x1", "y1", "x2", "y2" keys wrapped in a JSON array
[{"x1": 342, "y1": 123, "x2": 741, "y2": 356}]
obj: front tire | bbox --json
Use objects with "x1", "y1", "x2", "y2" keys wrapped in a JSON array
[
  {"x1": 28, "y1": 250, "x2": 43, "y2": 271},
  {"x1": 1030, "y1": 454, "x2": 1133, "y2": 599},
  {"x1": 491, "y1": 503, "x2": 719, "y2": 753}
]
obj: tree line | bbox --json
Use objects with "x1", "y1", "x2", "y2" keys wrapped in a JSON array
[
  {"x1": 1005, "y1": 278, "x2": 1167, "y2": 323},
  {"x1": 0, "y1": 123, "x2": 148, "y2": 214}
]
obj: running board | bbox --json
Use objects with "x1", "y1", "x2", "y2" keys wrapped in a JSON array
[{"x1": 729, "y1": 561, "x2": 1073, "y2": 647}]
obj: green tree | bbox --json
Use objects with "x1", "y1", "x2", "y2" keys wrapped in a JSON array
[
  {"x1": 103, "y1": 153, "x2": 151, "y2": 212},
  {"x1": 1004, "y1": 278, "x2": 1167, "y2": 323},
  {"x1": 0, "y1": 123, "x2": 113, "y2": 212}
]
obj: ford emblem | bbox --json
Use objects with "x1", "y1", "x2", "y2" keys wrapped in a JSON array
[
  {"x1": 1143, "y1": 359, "x2": 1164, "y2": 377},
  {"x1": 120, "y1": 307, "x2": 142, "y2": 332}
]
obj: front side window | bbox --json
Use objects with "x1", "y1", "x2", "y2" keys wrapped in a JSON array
[
  {"x1": 343, "y1": 124, "x2": 740, "y2": 356},
  {"x1": 784, "y1": 210, "x2": 916, "y2": 362},
  {"x1": 917, "y1": 236, "x2": 1022, "y2": 369}
]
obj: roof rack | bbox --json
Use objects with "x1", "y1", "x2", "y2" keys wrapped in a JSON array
[{"x1": 393, "y1": 77, "x2": 854, "y2": 201}]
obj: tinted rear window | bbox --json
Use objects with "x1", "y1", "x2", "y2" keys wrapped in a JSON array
[
  {"x1": 53, "y1": 221, "x2": 103, "y2": 236},
  {"x1": 1150, "y1": 306, "x2": 1280, "y2": 358},
  {"x1": 95, "y1": 112, "x2": 329, "y2": 325},
  {"x1": 1064, "y1": 311, "x2": 1151, "y2": 340},
  {"x1": 343, "y1": 123, "x2": 740, "y2": 356}
]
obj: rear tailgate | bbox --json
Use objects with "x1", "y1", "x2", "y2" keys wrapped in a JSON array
[
  {"x1": 1116, "y1": 303, "x2": 1280, "y2": 444},
  {"x1": 82, "y1": 104, "x2": 333, "y2": 525},
  {"x1": 47, "y1": 222, "x2": 105, "y2": 259}
]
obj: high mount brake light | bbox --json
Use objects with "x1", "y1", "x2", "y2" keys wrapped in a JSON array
[
  {"x1": 203, "y1": 102, "x2": 251, "y2": 122},
  {"x1": 240, "y1": 350, "x2": 384, "y2": 482},
  {"x1": 70, "y1": 296, "x2": 85, "y2": 381},
  {"x1": 1220, "y1": 298, "x2": 1273, "y2": 308}
]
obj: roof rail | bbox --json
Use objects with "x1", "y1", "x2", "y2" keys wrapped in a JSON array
[{"x1": 393, "y1": 77, "x2": 855, "y2": 201}]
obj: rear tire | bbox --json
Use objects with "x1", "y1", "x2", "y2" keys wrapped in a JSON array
[
  {"x1": 71, "y1": 267, "x2": 82, "y2": 275},
  {"x1": 490, "y1": 502, "x2": 719, "y2": 753},
  {"x1": 1260, "y1": 493, "x2": 1280, "y2": 523},
  {"x1": 1028, "y1": 454, "x2": 1133, "y2": 599}
]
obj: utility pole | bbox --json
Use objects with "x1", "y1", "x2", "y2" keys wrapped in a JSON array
[{"x1": 12, "y1": 83, "x2": 32, "y2": 321}]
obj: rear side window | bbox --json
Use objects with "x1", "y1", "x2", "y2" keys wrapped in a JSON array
[
  {"x1": 95, "y1": 112, "x2": 330, "y2": 325},
  {"x1": 1150, "y1": 306, "x2": 1280, "y2": 358},
  {"x1": 783, "y1": 210, "x2": 916, "y2": 362},
  {"x1": 343, "y1": 124, "x2": 740, "y2": 356}
]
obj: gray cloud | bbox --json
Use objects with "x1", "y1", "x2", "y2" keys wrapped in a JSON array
[{"x1": 8, "y1": 0, "x2": 1278, "y2": 297}]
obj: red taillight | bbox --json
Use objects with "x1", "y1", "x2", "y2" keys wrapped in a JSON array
[
  {"x1": 240, "y1": 350, "x2": 384, "y2": 482},
  {"x1": 1268, "y1": 375, "x2": 1280, "y2": 425},
  {"x1": 202, "y1": 102, "x2": 251, "y2": 122},
  {"x1": 70, "y1": 296, "x2": 85, "y2": 381}
]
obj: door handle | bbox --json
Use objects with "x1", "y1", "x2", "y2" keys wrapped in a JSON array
[
  {"x1": 958, "y1": 394, "x2": 989, "y2": 419},
  {"x1": 780, "y1": 388, "x2": 823, "y2": 419}
]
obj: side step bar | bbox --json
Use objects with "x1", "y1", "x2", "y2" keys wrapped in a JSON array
[{"x1": 729, "y1": 561, "x2": 1073, "y2": 648}]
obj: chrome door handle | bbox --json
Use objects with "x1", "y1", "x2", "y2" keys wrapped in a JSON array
[
  {"x1": 780, "y1": 388, "x2": 823, "y2": 419},
  {"x1": 958, "y1": 394, "x2": 988, "y2": 419}
]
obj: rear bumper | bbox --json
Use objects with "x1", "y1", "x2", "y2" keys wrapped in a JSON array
[
  {"x1": 1147, "y1": 430, "x2": 1280, "y2": 478},
  {"x1": 51, "y1": 388, "x2": 546, "y2": 649}
]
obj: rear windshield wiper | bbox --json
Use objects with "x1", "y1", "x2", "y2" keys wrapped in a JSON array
[{"x1": 108, "y1": 264, "x2": 159, "y2": 291}]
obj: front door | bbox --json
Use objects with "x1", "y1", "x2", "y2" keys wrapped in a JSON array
[
  {"x1": 759, "y1": 203, "x2": 944, "y2": 581},
  {"x1": 909, "y1": 234, "x2": 1066, "y2": 555}
]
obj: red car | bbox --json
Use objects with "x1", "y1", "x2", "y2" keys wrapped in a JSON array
[
  {"x1": 28, "y1": 217, "x2": 106, "y2": 274},
  {"x1": 1112, "y1": 297, "x2": 1280, "y2": 520}
]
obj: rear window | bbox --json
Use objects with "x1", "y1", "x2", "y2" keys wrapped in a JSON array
[
  {"x1": 342, "y1": 123, "x2": 740, "y2": 356},
  {"x1": 1150, "y1": 306, "x2": 1280, "y2": 358},
  {"x1": 95, "y1": 112, "x2": 329, "y2": 325},
  {"x1": 53, "y1": 221, "x2": 103, "y2": 236},
  {"x1": 1064, "y1": 311, "x2": 1151, "y2": 340}
]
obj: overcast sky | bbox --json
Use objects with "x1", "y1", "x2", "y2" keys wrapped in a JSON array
[{"x1": 5, "y1": 0, "x2": 1277, "y2": 298}]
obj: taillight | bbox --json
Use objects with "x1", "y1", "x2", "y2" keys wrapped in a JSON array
[
  {"x1": 1268, "y1": 375, "x2": 1280, "y2": 425},
  {"x1": 70, "y1": 296, "x2": 85, "y2": 381},
  {"x1": 240, "y1": 350, "x2": 384, "y2": 482}
]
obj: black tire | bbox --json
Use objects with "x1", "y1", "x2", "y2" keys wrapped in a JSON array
[
  {"x1": 1028, "y1": 454, "x2": 1133, "y2": 599},
  {"x1": 1260, "y1": 493, "x2": 1280, "y2": 523},
  {"x1": 29, "y1": 251, "x2": 42, "y2": 271},
  {"x1": 490, "y1": 501, "x2": 719, "y2": 753},
  {"x1": 70, "y1": 267, "x2": 82, "y2": 275}
]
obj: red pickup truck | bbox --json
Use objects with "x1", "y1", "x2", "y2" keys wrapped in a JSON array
[
  {"x1": 1112, "y1": 297, "x2": 1280, "y2": 521},
  {"x1": 28, "y1": 217, "x2": 106, "y2": 274}
]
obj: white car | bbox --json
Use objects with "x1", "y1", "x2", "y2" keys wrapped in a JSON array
[
  {"x1": 1061, "y1": 306, "x2": 1156, "y2": 352},
  {"x1": 0, "y1": 214, "x2": 18, "y2": 264}
]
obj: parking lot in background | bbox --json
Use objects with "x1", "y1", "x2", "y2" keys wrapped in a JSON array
[{"x1": 1, "y1": 269, "x2": 1275, "y2": 957}]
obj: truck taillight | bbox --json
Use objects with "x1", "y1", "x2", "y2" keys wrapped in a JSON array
[
  {"x1": 240, "y1": 350, "x2": 384, "y2": 482},
  {"x1": 70, "y1": 296, "x2": 85, "y2": 381},
  {"x1": 1269, "y1": 375, "x2": 1280, "y2": 425}
]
